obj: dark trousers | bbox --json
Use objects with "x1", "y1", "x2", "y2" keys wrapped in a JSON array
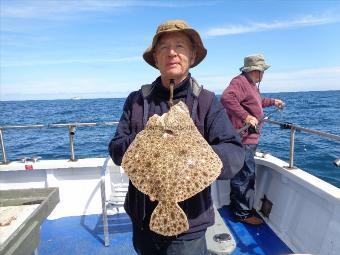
[
  {"x1": 229, "y1": 144, "x2": 257, "y2": 218},
  {"x1": 132, "y1": 224, "x2": 209, "y2": 255}
]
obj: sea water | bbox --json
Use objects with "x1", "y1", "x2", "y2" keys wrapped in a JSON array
[{"x1": 0, "y1": 90, "x2": 339, "y2": 187}]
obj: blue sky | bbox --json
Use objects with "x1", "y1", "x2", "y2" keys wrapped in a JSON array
[{"x1": 1, "y1": 0, "x2": 340, "y2": 101}]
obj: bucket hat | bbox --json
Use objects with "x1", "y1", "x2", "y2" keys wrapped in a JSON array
[
  {"x1": 239, "y1": 54, "x2": 270, "y2": 73},
  {"x1": 143, "y1": 20, "x2": 207, "y2": 69}
]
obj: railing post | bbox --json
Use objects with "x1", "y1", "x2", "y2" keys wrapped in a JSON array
[
  {"x1": 68, "y1": 125, "x2": 76, "y2": 161},
  {"x1": 0, "y1": 129, "x2": 9, "y2": 164},
  {"x1": 288, "y1": 127, "x2": 296, "y2": 169}
]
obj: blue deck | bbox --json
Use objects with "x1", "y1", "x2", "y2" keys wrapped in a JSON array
[
  {"x1": 38, "y1": 206, "x2": 292, "y2": 255},
  {"x1": 219, "y1": 207, "x2": 292, "y2": 255}
]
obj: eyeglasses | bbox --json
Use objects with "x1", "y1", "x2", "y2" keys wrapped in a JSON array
[{"x1": 155, "y1": 42, "x2": 191, "y2": 55}]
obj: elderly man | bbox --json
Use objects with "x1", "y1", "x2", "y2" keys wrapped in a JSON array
[
  {"x1": 220, "y1": 54, "x2": 284, "y2": 225},
  {"x1": 109, "y1": 20, "x2": 244, "y2": 255}
]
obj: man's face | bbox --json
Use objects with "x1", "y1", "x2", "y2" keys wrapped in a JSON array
[
  {"x1": 153, "y1": 32, "x2": 196, "y2": 87},
  {"x1": 258, "y1": 71, "x2": 264, "y2": 82},
  {"x1": 251, "y1": 70, "x2": 264, "y2": 83}
]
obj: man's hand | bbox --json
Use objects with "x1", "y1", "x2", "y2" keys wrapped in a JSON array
[
  {"x1": 245, "y1": 115, "x2": 258, "y2": 127},
  {"x1": 274, "y1": 99, "x2": 285, "y2": 109}
]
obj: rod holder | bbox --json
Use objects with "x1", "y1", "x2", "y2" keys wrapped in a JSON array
[
  {"x1": 68, "y1": 125, "x2": 77, "y2": 161},
  {"x1": 0, "y1": 129, "x2": 9, "y2": 164},
  {"x1": 288, "y1": 127, "x2": 296, "y2": 169}
]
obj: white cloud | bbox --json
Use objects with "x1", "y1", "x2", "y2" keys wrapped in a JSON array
[
  {"x1": 198, "y1": 66, "x2": 340, "y2": 94},
  {"x1": 206, "y1": 15, "x2": 340, "y2": 37},
  {"x1": 1, "y1": 56, "x2": 142, "y2": 67},
  {"x1": 263, "y1": 66, "x2": 340, "y2": 92},
  {"x1": 1, "y1": 0, "x2": 218, "y2": 19},
  {"x1": 2, "y1": 65, "x2": 339, "y2": 101}
]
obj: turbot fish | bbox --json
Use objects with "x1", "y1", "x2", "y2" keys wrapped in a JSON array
[{"x1": 122, "y1": 101, "x2": 222, "y2": 236}]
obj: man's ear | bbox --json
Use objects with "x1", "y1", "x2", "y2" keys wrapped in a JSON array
[
  {"x1": 153, "y1": 52, "x2": 158, "y2": 68},
  {"x1": 190, "y1": 50, "x2": 196, "y2": 66}
]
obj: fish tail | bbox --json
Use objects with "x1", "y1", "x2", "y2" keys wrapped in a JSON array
[{"x1": 149, "y1": 201, "x2": 189, "y2": 236}]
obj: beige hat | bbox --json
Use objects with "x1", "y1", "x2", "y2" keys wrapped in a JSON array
[
  {"x1": 239, "y1": 54, "x2": 270, "y2": 73},
  {"x1": 143, "y1": 20, "x2": 207, "y2": 69}
]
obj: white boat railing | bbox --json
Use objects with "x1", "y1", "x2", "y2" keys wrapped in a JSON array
[
  {"x1": 0, "y1": 119, "x2": 339, "y2": 168},
  {"x1": 0, "y1": 122, "x2": 119, "y2": 164},
  {"x1": 263, "y1": 119, "x2": 340, "y2": 168}
]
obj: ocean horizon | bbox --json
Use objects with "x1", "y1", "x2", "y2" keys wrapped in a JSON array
[
  {"x1": 1, "y1": 90, "x2": 339, "y2": 188},
  {"x1": 1, "y1": 89, "x2": 339, "y2": 102}
]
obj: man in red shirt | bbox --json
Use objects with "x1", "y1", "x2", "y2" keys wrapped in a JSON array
[{"x1": 220, "y1": 54, "x2": 284, "y2": 225}]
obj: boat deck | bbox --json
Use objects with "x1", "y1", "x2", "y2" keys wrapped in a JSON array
[
  {"x1": 38, "y1": 206, "x2": 292, "y2": 255},
  {"x1": 219, "y1": 207, "x2": 292, "y2": 255}
]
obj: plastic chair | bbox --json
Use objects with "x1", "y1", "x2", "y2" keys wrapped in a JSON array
[{"x1": 100, "y1": 156, "x2": 129, "y2": 246}]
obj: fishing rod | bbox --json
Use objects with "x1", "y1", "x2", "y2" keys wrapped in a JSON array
[
  {"x1": 237, "y1": 107, "x2": 283, "y2": 135},
  {"x1": 237, "y1": 115, "x2": 266, "y2": 135}
]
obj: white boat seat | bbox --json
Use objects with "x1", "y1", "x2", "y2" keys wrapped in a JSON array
[
  {"x1": 100, "y1": 156, "x2": 129, "y2": 246},
  {"x1": 107, "y1": 183, "x2": 129, "y2": 207}
]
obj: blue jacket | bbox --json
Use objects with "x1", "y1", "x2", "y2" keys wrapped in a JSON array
[{"x1": 109, "y1": 74, "x2": 244, "y2": 240}]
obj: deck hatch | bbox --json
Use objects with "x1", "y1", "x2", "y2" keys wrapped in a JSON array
[{"x1": 213, "y1": 233, "x2": 231, "y2": 243}]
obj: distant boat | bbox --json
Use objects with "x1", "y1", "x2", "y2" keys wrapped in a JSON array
[{"x1": 71, "y1": 96, "x2": 81, "y2": 100}]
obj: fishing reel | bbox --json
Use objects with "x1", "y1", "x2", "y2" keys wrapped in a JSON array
[
  {"x1": 247, "y1": 125, "x2": 260, "y2": 134},
  {"x1": 238, "y1": 123, "x2": 260, "y2": 136}
]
